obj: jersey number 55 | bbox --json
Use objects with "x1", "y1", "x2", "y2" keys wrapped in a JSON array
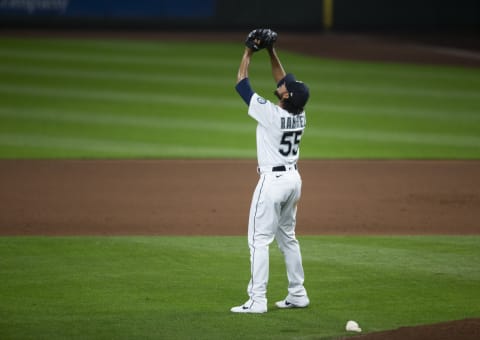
[{"x1": 279, "y1": 131, "x2": 303, "y2": 156}]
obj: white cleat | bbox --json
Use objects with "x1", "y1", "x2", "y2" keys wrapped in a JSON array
[
  {"x1": 275, "y1": 297, "x2": 310, "y2": 309},
  {"x1": 231, "y1": 300, "x2": 267, "y2": 314}
]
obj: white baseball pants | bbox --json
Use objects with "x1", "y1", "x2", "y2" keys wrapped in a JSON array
[{"x1": 246, "y1": 169, "x2": 308, "y2": 306}]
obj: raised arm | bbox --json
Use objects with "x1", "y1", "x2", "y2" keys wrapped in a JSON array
[
  {"x1": 267, "y1": 46, "x2": 286, "y2": 83},
  {"x1": 237, "y1": 47, "x2": 253, "y2": 84},
  {"x1": 236, "y1": 47, "x2": 255, "y2": 105}
]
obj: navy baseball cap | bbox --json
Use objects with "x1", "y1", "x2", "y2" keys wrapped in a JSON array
[{"x1": 278, "y1": 73, "x2": 310, "y2": 109}]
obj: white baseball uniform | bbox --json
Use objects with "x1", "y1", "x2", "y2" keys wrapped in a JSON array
[{"x1": 245, "y1": 92, "x2": 308, "y2": 307}]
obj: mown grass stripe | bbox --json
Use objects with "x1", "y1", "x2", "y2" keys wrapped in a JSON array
[
  {"x1": 2, "y1": 40, "x2": 479, "y2": 84},
  {"x1": 3, "y1": 37, "x2": 480, "y2": 101},
  {"x1": 0, "y1": 132, "x2": 254, "y2": 157},
  {"x1": 2, "y1": 63, "x2": 478, "y2": 100},
  {"x1": 0, "y1": 107, "x2": 253, "y2": 134},
  {"x1": 0, "y1": 64, "x2": 233, "y2": 86},
  {"x1": 306, "y1": 128, "x2": 480, "y2": 148},
  {"x1": 1, "y1": 80, "x2": 477, "y2": 123},
  {"x1": 315, "y1": 103, "x2": 479, "y2": 122},
  {"x1": 313, "y1": 82, "x2": 479, "y2": 99},
  {"x1": 0, "y1": 48, "x2": 235, "y2": 69},
  {"x1": 0, "y1": 36, "x2": 237, "y2": 55},
  {"x1": 2, "y1": 107, "x2": 478, "y2": 149},
  {"x1": 0, "y1": 84, "x2": 241, "y2": 108},
  {"x1": 293, "y1": 58, "x2": 480, "y2": 83}
]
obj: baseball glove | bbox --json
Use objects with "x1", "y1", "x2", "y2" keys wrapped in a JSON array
[{"x1": 245, "y1": 28, "x2": 277, "y2": 52}]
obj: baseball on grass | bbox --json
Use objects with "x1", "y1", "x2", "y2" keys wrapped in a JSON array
[{"x1": 346, "y1": 320, "x2": 362, "y2": 332}]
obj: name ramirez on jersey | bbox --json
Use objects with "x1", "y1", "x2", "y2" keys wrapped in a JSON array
[{"x1": 281, "y1": 116, "x2": 305, "y2": 130}]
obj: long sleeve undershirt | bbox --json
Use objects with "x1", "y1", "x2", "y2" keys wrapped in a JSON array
[{"x1": 235, "y1": 78, "x2": 254, "y2": 105}]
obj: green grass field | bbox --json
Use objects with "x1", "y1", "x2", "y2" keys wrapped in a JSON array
[
  {"x1": 1, "y1": 36, "x2": 479, "y2": 339},
  {"x1": 1, "y1": 37, "x2": 480, "y2": 159},
  {"x1": 1, "y1": 236, "x2": 479, "y2": 340}
]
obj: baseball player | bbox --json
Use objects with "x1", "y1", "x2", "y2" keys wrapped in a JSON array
[{"x1": 231, "y1": 29, "x2": 310, "y2": 314}]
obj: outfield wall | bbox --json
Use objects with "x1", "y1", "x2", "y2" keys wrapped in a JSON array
[{"x1": 0, "y1": 0, "x2": 478, "y2": 31}]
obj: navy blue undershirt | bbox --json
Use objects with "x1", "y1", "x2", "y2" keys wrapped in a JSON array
[{"x1": 235, "y1": 78, "x2": 254, "y2": 105}]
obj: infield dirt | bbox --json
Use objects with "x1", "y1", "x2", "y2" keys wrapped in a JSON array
[{"x1": 1, "y1": 159, "x2": 479, "y2": 236}]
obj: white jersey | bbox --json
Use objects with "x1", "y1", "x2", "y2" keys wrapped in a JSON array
[{"x1": 248, "y1": 93, "x2": 306, "y2": 168}]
